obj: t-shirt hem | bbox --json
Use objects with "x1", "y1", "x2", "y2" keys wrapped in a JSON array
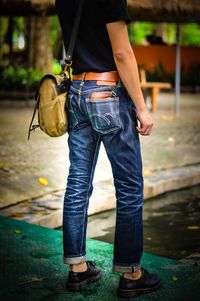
[{"x1": 104, "y1": 16, "x2": 132, "y2": 25}]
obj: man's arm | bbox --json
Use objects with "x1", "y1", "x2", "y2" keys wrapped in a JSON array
[{"x1": 106, "y1": 21, "x2": 153, "y2": 136}]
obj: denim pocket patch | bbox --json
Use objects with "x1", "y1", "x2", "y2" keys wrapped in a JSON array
[
  {"x1": 68, "y1": 94, "x2": 79, "y2": 130},
  {"x1": 86, "y1": 92, "x2": 121, "y2": 134}
]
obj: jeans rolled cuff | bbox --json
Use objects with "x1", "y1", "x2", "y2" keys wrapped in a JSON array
[
  {"x1": 112, "y1": 262, "x2": 141, "y2": 273},
  {"x1": 63, "y1": 255, "x2": 86, "y2": 265}
]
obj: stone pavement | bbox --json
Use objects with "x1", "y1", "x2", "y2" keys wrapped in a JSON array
[
  {"x1": 0, "y1": 92, "x2": 200, "y2": 226},
  {"x1": 1, "y1": 216, "x2": 200, "y2": 301}
]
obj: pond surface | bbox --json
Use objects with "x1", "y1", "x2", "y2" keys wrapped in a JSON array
[{"x1": 87, "y1": 185, "x2": 200, "y2": 260}]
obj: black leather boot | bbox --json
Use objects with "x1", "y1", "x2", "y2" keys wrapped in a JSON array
[
  {"x1": 117, "y1": 267, "x2": 162, "y2": 298},
  {"x1": 66, "y1": 260, "x2": 102, "y2": 291}
]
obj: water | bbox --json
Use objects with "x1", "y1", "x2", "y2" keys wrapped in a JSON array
[{"x1": 87, "y1": 185, "x2": 200, "y2": 260}]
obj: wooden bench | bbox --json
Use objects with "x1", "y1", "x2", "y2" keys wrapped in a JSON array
[{"x1": 139, "y1": 68, "x2": 172, "y2": 112}]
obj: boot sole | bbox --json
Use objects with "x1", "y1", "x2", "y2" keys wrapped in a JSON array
[
  {"x1": 117, "y1": 280, "x2": 162, "y2": 298},
  {"x1": 66, "y1": 270, "x2": 102, "y2": 292}
]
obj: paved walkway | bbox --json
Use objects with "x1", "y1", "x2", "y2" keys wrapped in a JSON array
[
  {"x1": 1, "y1": 216, "x2": 200, "y2": 301},
  {"x1": 0, "y1": 93, "x2": 200, "y2": 217}
]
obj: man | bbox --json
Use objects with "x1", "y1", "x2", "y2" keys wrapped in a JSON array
[{"x1": 56, "y1": 0, "x2": 161, "y2": 298}]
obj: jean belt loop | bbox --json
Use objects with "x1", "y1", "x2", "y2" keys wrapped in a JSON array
[{"x1": 81, "y1": 72, "x2": 86, "y2": 85}]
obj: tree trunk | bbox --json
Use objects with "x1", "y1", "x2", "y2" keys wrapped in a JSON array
[
  {"x1": 29, "y1": 16, "x2": 52, "y2": 73},
  {"x1": 53, "y1": 26, "x2": 62, "y2": 60}
]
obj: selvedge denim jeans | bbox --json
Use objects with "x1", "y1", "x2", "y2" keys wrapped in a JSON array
[{"x1": 63, "y1": 74, "x2": 144, "y2": 273}]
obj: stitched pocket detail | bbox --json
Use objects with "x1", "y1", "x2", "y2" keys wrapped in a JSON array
[{"x1": 86, "y1": 96, "x2": 121, "y2": 134}]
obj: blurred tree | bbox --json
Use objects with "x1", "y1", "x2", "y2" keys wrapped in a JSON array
[
  {"x1": 29, "y1": 16, "x2": 52, "y2": 73},
  {"x1": 6, "y1": 17, "x2": 14, "y2": 63},
  {"x1": 128, "y1": 22, "x2": 154, "y2": 44},
  {"x1": 51, "y1": 16, "x2": 63, "y2": 60},
  {"x1": 0, "y1": 17, "x2": 9, "y2": 63}
]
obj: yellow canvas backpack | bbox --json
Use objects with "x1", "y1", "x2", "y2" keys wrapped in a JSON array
[{"x1": 28, "y1": 0, "x2": 84, "y2": 139}]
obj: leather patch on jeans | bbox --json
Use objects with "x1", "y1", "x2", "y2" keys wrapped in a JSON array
[
  {"x1": 89, "y1": 91, "x2": 114, "y2": 100},
  {"x1": 96, "y1": 80, "x2": 117, "y2": 86}
]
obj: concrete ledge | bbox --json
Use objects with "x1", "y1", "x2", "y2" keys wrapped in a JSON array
[
  {"x1": 144, "y1": 164, "x2": 200, "y2": 199},
  {"x1": 88, "y1": 164, "x2": 200, "y2": 215},
  {"x1": 1, "y1": 164, "x2": 200, "y2": 228}
]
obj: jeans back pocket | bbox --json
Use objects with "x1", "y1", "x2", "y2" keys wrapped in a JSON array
[{"x1": 86, "y1": 92, "x2": 121, "y2": 134}]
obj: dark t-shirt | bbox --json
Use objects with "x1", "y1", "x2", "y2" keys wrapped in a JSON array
[{"x1": 55, "y1": 0, "x2": 131, "y2": 74}]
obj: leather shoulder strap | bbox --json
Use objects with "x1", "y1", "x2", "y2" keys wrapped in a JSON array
[{"x1": 65, "y1": 0, "x2": 85, "y2": 64}]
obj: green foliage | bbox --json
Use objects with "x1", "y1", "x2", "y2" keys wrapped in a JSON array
[
  {"x1": 13, "y1": 17, "x2": 26, "y2": 49},
  {"x1": 128, "y1": 22, "x2": 200, "y2": 46},
  {"x1": 165, "y1": 23, "x2": 177, "y2": 45},
  {"x1": 164, "y1": 23, "x2": 200, "y2": 46},
  {"x1": 1, "y1": 66, "x2": 43, "y2": 90},
  {"x1": 181, "y1": 23, "x2": 200, "y2": 46},
  {"x1": 52, "y1": 59, "x2": 62, "y2": 74},
  {"x1": 128, "y1": 22, "x2": 154, "y2": 44},
  {"x1": 0, "y1": 17, "x2": 9, "y2": 40},
  {"x1": 0, "y1": 60, "x2": 62, "y2": 90},
  {"x1": 14, "y1": 17, "x2": 25, "y2": 32}
]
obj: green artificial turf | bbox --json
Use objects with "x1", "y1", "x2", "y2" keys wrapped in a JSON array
[{"x1": 0, "y1": 216, "x2": 199, "y2": 301}]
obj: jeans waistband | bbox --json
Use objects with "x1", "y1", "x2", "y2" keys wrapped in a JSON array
[
  {"x1": 73, "y1": 71, "x2": 119, "y2": 82},
  {"x1": 71, "y1": 72, "x2": 124, "y2": 91}
]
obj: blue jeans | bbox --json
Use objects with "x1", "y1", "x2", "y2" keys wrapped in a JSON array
[{"x1": 63, "y1": 75, "x2": 144, "y2": 273}]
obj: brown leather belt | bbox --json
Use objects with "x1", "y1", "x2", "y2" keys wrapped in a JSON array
[{"x1": 73, "y1": 71, "x2": 120, "y2": 86}]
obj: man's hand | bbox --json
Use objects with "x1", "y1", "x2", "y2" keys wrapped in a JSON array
[{"x1": 136, "y1": 109, "x2": 154, "y2": 136}]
